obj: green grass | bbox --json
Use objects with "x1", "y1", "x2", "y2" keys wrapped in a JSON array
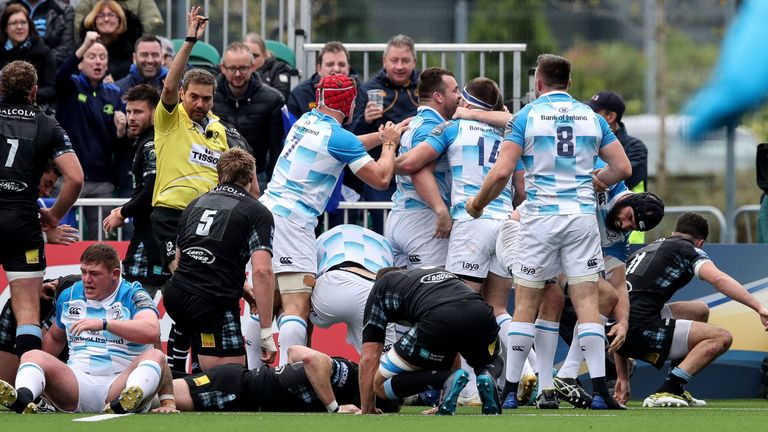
[{"x1": 2, "y1": 400, "x2": 768, "y2": 432}]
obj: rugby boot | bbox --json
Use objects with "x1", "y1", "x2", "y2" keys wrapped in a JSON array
[{"x1": 436, "y1": 369, "x2": 470, "y2": 415}]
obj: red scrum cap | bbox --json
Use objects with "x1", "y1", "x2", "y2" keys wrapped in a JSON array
[{"x1": 315, "y1": 74, "x2": 357, "y2": 119}]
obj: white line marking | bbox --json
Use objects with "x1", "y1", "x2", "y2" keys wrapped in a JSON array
[{"x1": 73, "y1": 413, "x2": 134, "y2": 422}]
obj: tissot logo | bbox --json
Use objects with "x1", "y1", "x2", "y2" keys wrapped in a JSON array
[
  {"x1": 408, "y1": 255, "x2": 421, "y2": 264},
  {"x1": 182, "y1": 247, "x2": 216, "y2": 264},
  {"x1": 279, "y1": 257, "x2": 293, "y2": 265}
]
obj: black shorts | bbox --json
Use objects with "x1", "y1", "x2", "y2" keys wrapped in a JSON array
[
  {"x1": 123, "y1": 231, "x2": 170, "y2": 297},
  {"x1": 394, "y1": 300, "x2": 500, "y2": 371},
  {"x1": 163, "y1": 286, "x2": 245, "y2": 357},
  {"x1": 614, "y1": 317, "x2": 677, "y2": 369},
  {"x1": 0, "y1": 210, "x2": 45, "y2": 273},
  {"x1": 150, "y1": 207, "x2": 182, "y2": 267},
  {"x1": 184, "y1": 364, "x2": 252, "y2": 411}
]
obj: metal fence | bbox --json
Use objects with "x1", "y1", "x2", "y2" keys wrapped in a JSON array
[
  {"x1": 71, "y1": 199, "x2": 766, "y2": 244},
  {"x1": 298, "y1": 42, "x2": 527, "y2": 111}
]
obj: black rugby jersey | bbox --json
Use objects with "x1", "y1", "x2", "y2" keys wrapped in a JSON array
[
  {"x1": 172, "y1": 183, "x2": 274, "y2": 304},
  {"x1": 625, "y1": 235, "x2": 711, "y2": 322},
  {"x1": 0, "y1": 100, "x2": 73, "y2": 214},
  {"x1": 362, "y1": 267, "x2": 483, "y2": 343}
]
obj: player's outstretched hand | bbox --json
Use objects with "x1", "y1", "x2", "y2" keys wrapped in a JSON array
[
  {"x1": 465, "y1": 196, "x2": 483, "y2": 219},
  {"x1": 103, "y1": 207, "x2": 125, "y2": 234},
  {"x1": 186, "y1": 6, "x2": 208, "y2": 39},
  {"x1": 757, "y1": 306, "x2": 768, "y2": 331},
  {"x1": 152, "y1": 404, "x2": 180, "y2": 413},
  {"x1": 607, "y1": 321, "x2": 627, "y2": 353},
  {"x1": 46, "y1": 224, "x2": 80, "y2": 245},
  {"x1": 357, "y1": 406, "x2": 382, "y2": 415},
  {"x1": 260, "y1": 328, "x2": 277, "y2": 364},
  {"x1": 378, "y1": 121, "x2": 402, "y2": 147},
  {"x1": 39, "y1": 208, "x2": 60, "y2": 231},
  {"x1": 613, "y1": 378, "x2": 630, "y2": 405},
  {"x1": 339, "y1": 404, "x2": 361, "y2": 414}
]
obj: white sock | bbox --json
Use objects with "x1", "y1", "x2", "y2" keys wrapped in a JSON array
[
  {"x1": 278, "y1": 315, "x2": 307, "y2": 366},
  {"x1": 527, "y1": 347, "x2": 538, "y2": 374},
  {"x1": 243, "y1": 313, "x2": 264, "y2": 370},
  {"x1": 599, "y1": 315, "x2": 609, "y2": 325},
  {"x1": 534, "y1": 319, "x2": 559, "y2": 390},
  {"x1": 578, "y1": 322, "x2": 607, "y2": 378},
  {"x1": 15, "y1": 362, "x2": 45, "y2": 399},
  {"x1": 495, "y1": 314, "x2": 512, "y2": 386},
  {"x1": 556, "y1": 326, "x2": 582, "y2": 379},
  {"x1": 126, "y1": 360, "x2": 162, "y2": 399},
  {"x1": 505, "y1": 322, "x2": 535, "y2": 383},
  {"x1": 459, "y1": 356, "x2": 478, "y2": 398}
]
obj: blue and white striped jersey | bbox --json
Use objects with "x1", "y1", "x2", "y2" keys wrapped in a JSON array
[
  {"x1": 425, "y1": 119, "x2": 520, "y2": 220},
  {"x1": 316, "y1": 224, "x2": 394, "y2": 277},
  {"x1": 505, "y1": 91, "x2": 617, "y2": 215},
  {"x1": 54, "y1": 279, "x2": 158, "y2": 376},
  {"x1": 391, "y1": 106, "x2": 451, "y2": 211},
  {"x1": 595, "y1": 160, "x2": 633, "y2": 262},
  {"x1": 261, "y1": 110, "x2": 373, "y2": 228}
]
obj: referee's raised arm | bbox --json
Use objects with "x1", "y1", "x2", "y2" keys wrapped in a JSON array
[{"x1": 161, "y1": 6, "x2": 208, "y2": 108}]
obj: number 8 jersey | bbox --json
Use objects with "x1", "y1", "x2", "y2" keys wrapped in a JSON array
[{"x1": 505, "y1": 91, "x2": 617, "y2": 215}]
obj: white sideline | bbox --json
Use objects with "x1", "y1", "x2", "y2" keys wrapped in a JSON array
[{"x1": 73, "y1": 413, "x2": 133, "y2": 422}]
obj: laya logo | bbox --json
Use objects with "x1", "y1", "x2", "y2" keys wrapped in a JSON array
[
  {"x1": 182, "y1": 247, "x2": 216, "y2": 264},
  {"x1": 462, "y1": 262, "x2": 479, "y2": 271},
  {"x1": 408, "y1": 255, "x2": 421, "y2": 264},
  {"x1": 519, "y1": 265, "x2": 536, "y2": 275},
  {"x1": 279, "y1": 257, "x2": 293, "y2": 265},
  {"x1": 420, "y1": 271, "x2": 457, "y2": 284}
]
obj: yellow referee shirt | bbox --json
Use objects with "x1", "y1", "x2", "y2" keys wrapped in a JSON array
[{"x1": 152, "y1": 103, "x2": 229, "y2": 210}]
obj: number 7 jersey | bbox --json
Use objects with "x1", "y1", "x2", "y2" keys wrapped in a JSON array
[{"x1": 505, "y1": 91, "x2": 617, "y2": 215}]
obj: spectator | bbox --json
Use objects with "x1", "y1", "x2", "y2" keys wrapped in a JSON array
[
  {"x1": 0, "y1": 4, "x2": 56, "y2": 107},
  {"x1": 115, "y1": 34, "x2": 166, "y2": 92},
  {"x1": 287, "y1": 40, "x2": 350, "y2": 119},
  {"x1": 78, "y1": 0, "x2": 142, "y2": 81},
  {"x1": 75, "y1": 0, "x2": 162, "y2": 37},
  {"x1": 55, "y1": 30, "x2": 126, "y2": 239},
  {"x1": 586, "y1": 90, "x2": 649, "y2": 243},
  {"x1": 244, "y1": 32, "x2": 291, "y2": 101},
  {"x1": 351, "y1": 34, "x2": 419, "y2": 233},
  {"x1": 213, "y1": 42, "x2": 284, "y2": 192},
  {"x1": 0, "y1": 0, "x2": 75, "y2": 67},
  {"x1": 157, "y1": 34, "x2": 173, "y2": 67}
]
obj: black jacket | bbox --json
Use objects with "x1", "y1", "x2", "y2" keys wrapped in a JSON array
[
  {"x1": 615, "y1": 121, "x2": 648, "y2": 191},
  {"x1": 0, "y1": 37, "x2": 56, "y2": 106},
  {"x1": 213, "y1": 73, "x2": 285, "y2": 179},
  {"x1": 257, "y1": 56, "x2": 292, "y2": 101},
  {"x1": 2, "y1": 0, "x2": 74, "y2": 66},
  {"x1": 286, "y1": 72, "x2": 320, "y2": 119},
  {"x1": 351, "y1": 68, "x2": 419, "y2": 160}
]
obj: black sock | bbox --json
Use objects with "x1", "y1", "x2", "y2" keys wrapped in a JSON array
[
  {"x1": 501, "y1": 380, "x2": 519, "y2": 400},
  {"x1": 15, "y1": 333, "x2": 42, "y2": 357},
  {"x1": 388, "y1": 370, "x2": 453, "y2": 399},
  {"x1": 8, "y1": 387, "x2": 33, "y2": 413},
  {"x1": 167, "y1": 325, "x2": 190, "y2": 373},
  {"x1": 656, "y1": 371, "x2": 689, "y2": 396},
  {"x1": 591, "y1": 376, "x2": 610, "y2": 396}
]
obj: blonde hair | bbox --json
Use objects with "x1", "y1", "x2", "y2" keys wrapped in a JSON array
[{"x1": 83, "y1": 0, "x2": 127, "y2": 38}]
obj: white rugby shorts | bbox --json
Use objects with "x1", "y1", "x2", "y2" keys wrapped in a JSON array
[
  {"x1": 270, "y1": 214, "x2": 316, "y2": 274},
  {"x1": 310, "y1": 269, "x2": 374, "y2": 353},
  {"x1": 385, "y1": 209, "x2": 448, "y2": 268},
  {"x1": 446, "y1": 218, "x2": 510, "y2": 279}
]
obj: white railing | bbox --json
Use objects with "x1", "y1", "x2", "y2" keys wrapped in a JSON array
[
  {"x1": 733, "y1": 204, "x2": 762, "y2": 243},
  {"x1": 297, "y1": 42, "x2": 527, "y2": 111}
]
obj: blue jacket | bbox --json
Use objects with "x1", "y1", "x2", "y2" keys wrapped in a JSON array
[
  {"x1": 55, "y1": 53, "x2": 124, "y2": 182},
  {"x1": 351, "y1": 68, "x2": 419, "y2": 137},
  {"x1": 115, "y1": 64, "x2": 168, "y2": 93},
  {"x1": 286, "y1": 72, "x2": 321, "y2": 119}
]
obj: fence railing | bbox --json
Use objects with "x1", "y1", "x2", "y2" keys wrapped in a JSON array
[
  {"x1": 71, "y1": 199, "x2": 765, "y2": 244},
  {"x1": 298, "y1": 42, "x2": 527, "y2": 111},
  {"x1": 733, "y1": 204, "x2": 762, "y2": 243}
]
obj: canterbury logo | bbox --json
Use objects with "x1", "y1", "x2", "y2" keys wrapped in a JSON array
[
  {"x1": 279, "y1": 257, "x2": 293, "y2": 265},
  {"x1": 408, "y1": 255, "x2": 421, "y2": 264}
]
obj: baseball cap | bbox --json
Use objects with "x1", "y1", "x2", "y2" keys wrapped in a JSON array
[{"x1": 586, "y1": 91, "x2": 625, "y2": 121}]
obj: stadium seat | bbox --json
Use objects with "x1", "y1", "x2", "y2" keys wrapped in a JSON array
[
  {"x1": 265, "y1": 40, "x2": 296, "y2": 68},
  {"x1": 171, "y1": 39, "x2": 221, "y2": 72}
]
